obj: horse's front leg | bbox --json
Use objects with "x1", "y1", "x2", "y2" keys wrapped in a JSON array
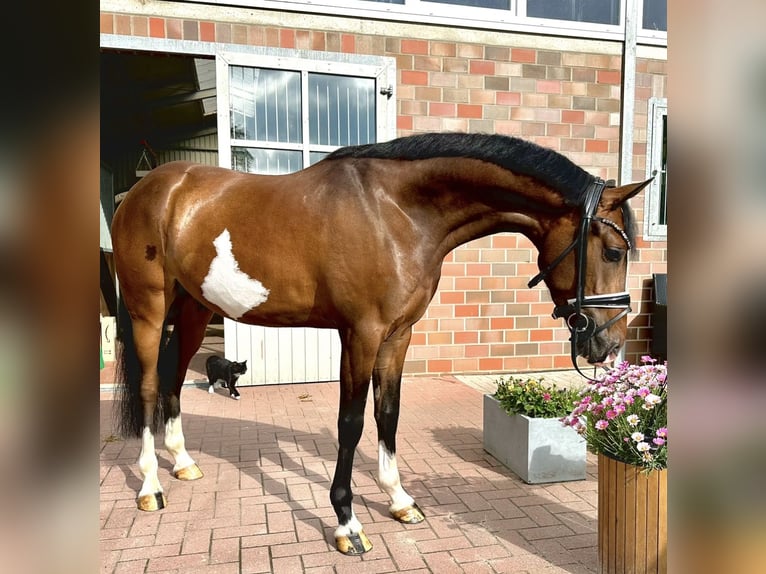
[
  {"x1": 373, "y1": 327, "x2": 425, "y2": 524},
  {"x1": 330, "y1": 330, "x2": 378, "y2": 555}
]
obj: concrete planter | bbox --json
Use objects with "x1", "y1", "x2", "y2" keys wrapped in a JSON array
[{"x1": 483, "y1": 394, "x2": 586, "y2": 484}]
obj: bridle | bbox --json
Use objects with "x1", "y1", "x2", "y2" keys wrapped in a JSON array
[{"x1": 527, "y1": 177, "x2": 632, "y2": 380}]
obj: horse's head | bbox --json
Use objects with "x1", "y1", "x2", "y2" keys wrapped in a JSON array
[{"x1": 533, "y1": 178, "x2": 653, "y2": 366}]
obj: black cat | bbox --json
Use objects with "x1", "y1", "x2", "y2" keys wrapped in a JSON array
[{"x1": 205, "y1": 356, "x2": 247, "y2": 400}]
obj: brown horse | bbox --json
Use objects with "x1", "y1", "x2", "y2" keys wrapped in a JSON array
[{"x1": 112, "y1": 132, "x2": 650, "y2": 555}]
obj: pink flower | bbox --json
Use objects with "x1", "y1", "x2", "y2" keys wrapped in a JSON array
[
  {"x1": 543, "y1": 393, "x2": 551, "y2": 401},
  {"x1": 653, "y1": 437, "x2": 666, "y2": 446},
  {"x1": 605, "y1": 409, "x2": 618, "y2": 420},
  {"x1": 656, "y1": 427, "x2": 668, "y2": 438},
  {"x1": 595, "y1": 419, "x2": 609, "y2": 430}
]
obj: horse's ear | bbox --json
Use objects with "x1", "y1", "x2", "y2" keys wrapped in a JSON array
[{"x1": 600, "y1": 177, "x2": 653, "y2": 210}]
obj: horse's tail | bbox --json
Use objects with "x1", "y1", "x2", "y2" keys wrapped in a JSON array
[{"x1": 114, "y1": 296, "x2": 180, "y2": 438}]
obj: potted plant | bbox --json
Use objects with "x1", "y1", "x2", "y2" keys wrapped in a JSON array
[
  {"x1": 562, "y1": 357, "x2": 668, "y2": 574},
  {"x1": 483, "y1": 376, "x2": 586, "y2": 483}
]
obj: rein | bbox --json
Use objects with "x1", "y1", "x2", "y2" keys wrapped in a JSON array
[{"x1": 527, "y1": 178, "x2": 632, "y2": 380}]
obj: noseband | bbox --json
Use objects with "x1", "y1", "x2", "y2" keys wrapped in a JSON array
[{"x1": 527, "y1": 178, "x2": 632, "y2": 380}]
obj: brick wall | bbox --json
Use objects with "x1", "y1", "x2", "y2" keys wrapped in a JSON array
[{"x1": 100, "y1": 8, "x2": 668, "y2": 374}]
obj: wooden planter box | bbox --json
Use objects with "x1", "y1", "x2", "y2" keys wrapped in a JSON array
[
  {"x1": 483, "y1": 394, "x2": 586, "y2": 483},
  {"x1": 598, "y1": 453, "x2": 668, "y2": 574}
]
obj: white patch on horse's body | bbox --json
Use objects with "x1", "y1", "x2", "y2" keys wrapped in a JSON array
[
  {"x1": 334, "y1": 512, "x2": 363, "y2": 538},
  {"x1": 164, "y1": 416, "x2": 195, "y2": 473},
  {"x1": 377, "y1": 441, "x2": 415, "y2": 512},
  {"x1": 138, "y1": 427, "x2": 162, "y2": 497},
  {"x1": 201, "y1": 228, "x2": 269, "y2": 319}
]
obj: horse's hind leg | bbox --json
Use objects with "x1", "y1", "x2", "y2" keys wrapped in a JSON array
[
  {"x1": 128, "y1": 303, "x2": 170, "y2": 511},
  {"x1": 372, "y1": 327, "x2": 425, "y2": 525},
  {"x1": 163, "y1": 294, "x2": 213, "y2": 481}
]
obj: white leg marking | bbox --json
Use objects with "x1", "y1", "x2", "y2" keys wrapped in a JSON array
[
  {"x1": 201, "y1": 228, "x2": 269, "y2": 319},
  {"x1": 378, "y1": 441, "x2": 414, "y2": 513},
  {"x1": 138, "y1": 427, "x2": 162, "y2": 497},
  {"x1": 334, "y1": 512, "x2": 363, "y2": 538},
  {"x1": 208, "y1": 385, "x2": 214, "y2": 394},
  {"x1": 164, "y1": 416, "x2": 195, "y2": 473}
]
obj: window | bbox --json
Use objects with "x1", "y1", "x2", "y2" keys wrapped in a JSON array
[
  {"x1": 642, "y1": 0, "x2": 666, "y2": 31},
  {"x1": 221, "y1": 55, "x2": 383, "y2": 175},
  {"x1": 526, "y1": 0, "x2": 620, "y2": 26},
  {"x1": 190, "y1": 1, "x2": 666, "y2": 45},
  {"x1": 423, "y1": 0, "x2": 510, "y2": 9},
  {"x1": 644, "y1": 98, "x2": 667, "y2": 240}
]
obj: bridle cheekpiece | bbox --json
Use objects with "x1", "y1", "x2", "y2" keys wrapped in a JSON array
[{"x1": 527, "y1": 177, "x2": 632, "y2": 380}]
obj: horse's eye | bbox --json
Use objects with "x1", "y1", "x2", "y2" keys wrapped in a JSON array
[{"x1": 603, "y1": 247, "x2": 624, "y2": 262}]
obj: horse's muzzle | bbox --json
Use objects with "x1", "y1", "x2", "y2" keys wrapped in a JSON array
[{"x1": 553, "y1": 291, "x2": 631, "y2": 365}]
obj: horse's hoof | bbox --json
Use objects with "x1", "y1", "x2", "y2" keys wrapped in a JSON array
[
  {"x1": 231, "y1": 395, "x2": 240, "y2": 400},
  {"x1": 137, "y1": 492, "x2": 166, "y2": 511},
  {"x1": 208, "y1": 386, "x2": 214, "y2": 394},
  {"x1": 335, "y1": 531, "x2": 372, "y2": 555},
  {"x1": 391, "y1": 503, "x2": 425, "y2": 524},
  {"x1": 173, "y1": 464, "x2": 204, "y2": 481}
]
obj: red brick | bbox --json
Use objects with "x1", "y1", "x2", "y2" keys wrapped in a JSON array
[
  {"x1": 401, "y1": 39, "x2": 429, "y2": 54},
  {"x1": 537, "y1": 79, "x2": 561, "y2": 94},
  {"x1": 200, "y1": 21, "x2": 215, "y2": 42},
  {"x1": 511, "y1": 48, "x2": 536, "y2": 63},
  {"x1": 455, "y1": 331, "x2": 478, "y2": 344},
  {"x1": 430, "y1": 102, "x2": 457, "y2": 117},
  {"x1": 279, "y1": 29, "x2": 295, "y2": 48},
  {"x1": 431, "y1": 41, "x2": 457, "y2": 57},
  {"x1": 455, "y1": 304, "x2": 480, "y2": 317},
  {"x1": 427, "y1": 359, "x2": 453, "y2": 372},
  {"x1": 341, "y1": 34, "x2": 355, "y2": 53},
  {"x1": 479, "y1": 357, "x2": 504, "y2": 370},
  {"x1": 440, "y1": 291, "x2": 464, "y2": 304},
  {"x1": 396, "y1": 115, "x2": 413, "y2": 130},
  {"x1": 401, "y1": 70, "x2": 429, "y2": 85},
  {"x1": 597, "y1": 70, "x2": 622, "y2": 84},
  {"x1": 148, "y1": 17, "x2": 165, "y2": 38},
  {"x1": 585, "y1": 139, "x2": 609, "y2": 152},
  {"x1": 457, "y1": 104, "x2": 483, "y2": 118},
  {"x1": 530, "y1": 329, "x2": 554, "y2": 342},
  {"x1": 561, "y1": 110, "x2": 585, "y2": 124},
  {"x1": 100, "y1": 13, "x2": 114, "y2": 34},
  {"x1": 470, "y1": 60, "x2": 495, "y2": 75},
  {"x1": 496, "y1": 91, "x2": 521, "y2": 106}
]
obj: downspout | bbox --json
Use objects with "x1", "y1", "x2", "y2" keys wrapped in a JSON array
[{"x1": 617, "y1": 0, "x2": 639, "y2": 364}]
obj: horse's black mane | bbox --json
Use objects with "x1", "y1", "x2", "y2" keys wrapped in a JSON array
[{"x1": 326, "y1": 132, "x2": 594, "y2": 205}]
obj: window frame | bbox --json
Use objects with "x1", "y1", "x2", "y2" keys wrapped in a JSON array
[
  {"x1": 216, "y1": 51, "x2": 395, "y2": 172},
  {"x1": 644, "y1": 97, "x2": 667, "y2": 241}
]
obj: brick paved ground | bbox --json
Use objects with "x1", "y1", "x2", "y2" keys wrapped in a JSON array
[{"x1": 100, "y1": 372, "x2": 599, "y2": 573}]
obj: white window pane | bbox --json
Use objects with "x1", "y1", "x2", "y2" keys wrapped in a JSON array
[
  {"x1": 422, "y1": 0, "x2": 510, "y2": 9},
  {"x1": 232, "y1": 147, "x2": 303, "y2": 175},
  {"x1": 642, "y1": 0, "x2": 667, "y2": 31},
  {"x1": 527, "y1": 0, "x2": 620, "y2": 25},
  {"x1": 308, "y1": 74, "x2": 376, "y2": 146},
  {"x1": 230, "y1": 67, "x2": 302, "y2": 143}
]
